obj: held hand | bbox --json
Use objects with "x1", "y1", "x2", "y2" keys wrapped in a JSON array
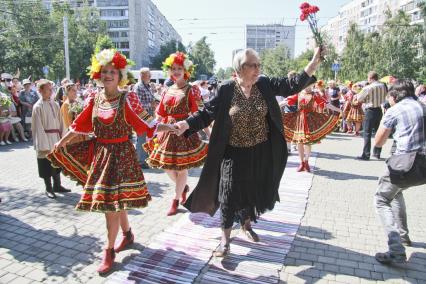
[
  {"x1": 156, "y1": 123, "x2": 176, "y2": 133},
  {"x1": 54, "y1": 139, "x2": 67, "y2": 151},
  {"x1": 312, "y1": 46, "x2": 326, "y2": 65},
  {"x1": 174, "y1": 120, "x2": 190, "y2": 136}
]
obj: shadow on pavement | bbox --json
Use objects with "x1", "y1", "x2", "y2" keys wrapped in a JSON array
[
  {"x1": 0, "y1": 141, "x2": 33, "y2": 152},
  {"x1": 286, "y1": 226, "x2": 426, "y2": 282},
  {"x1": 314, "y1": 168, "x2": 379, "y2": 181},
  {"x1": 0, "y1": 213, "x2": 101, "y2": 280}
]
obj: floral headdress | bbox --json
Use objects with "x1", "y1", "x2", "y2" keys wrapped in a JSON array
[
  {"x1": 88, "y1": 49, "x2": 134, "y2": 87},
  {"x1": 162, "y1": 52, "x2": 195, "y2": 81}
]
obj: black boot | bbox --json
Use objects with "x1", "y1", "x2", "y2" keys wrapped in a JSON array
[
  {"x1": 53, "y1": 174, "x2": 71, "y2": 193},
  {"x1": 44, "y1": 177, "x2": 56, "y2": 199}
]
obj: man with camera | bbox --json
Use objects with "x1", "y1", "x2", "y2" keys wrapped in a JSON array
[{"x1": 373, "y1": 80, "x2": 426, "y2": 264}]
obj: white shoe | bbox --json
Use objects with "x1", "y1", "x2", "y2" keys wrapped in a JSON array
[
  {"x1": 14, "y1": 137, "x2": 19, "y2": 142},
  {"x1": 22, "y1": 138, "x2": 28, "y2": 142},
  {"x1": 0, "y1": 141, "x2": 6, "y2": 146},
  {"x1": 5, "y1": 141, "x2": 12, "y2": 145}
]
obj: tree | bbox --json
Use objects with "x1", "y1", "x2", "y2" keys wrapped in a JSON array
[
  {"x1": 189, "y1": 37, "x2": 216, "y2": 79},
  {"x1": 340, "y1": 23, "x2": 369, "y2": 82},
  {"x1": 288, "y1": 49, "x2": 313, "y2": 73},
  {"x1": 260, "y1": 44, "x2": 291, "y2": 77},
  {"x1": 376, "y1": 10, "x2": 422, "y2": 80},
  {"x1": 150, "y1": 40, "x2": 186, "y2": 69},
  {"x1": 216, "y1": 67, "x2": 234, "y2": 80},
  {"x1": 50, "y1": 2, "x2": 108, "y2": 82},
  {"x1": 94, "y1": 35, "x2": 114, "y2": 53},
  {"x1": 0, "y1": 1, "x2": 58, "y2": 79}
]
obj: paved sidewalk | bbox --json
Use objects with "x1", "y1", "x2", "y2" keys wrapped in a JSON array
[
  {"x1": 281, "y1": 133, "x2": 426, "y2": 284},
  {"x1": 0, "y1": 133, "x2": 425, "y2": 284}
]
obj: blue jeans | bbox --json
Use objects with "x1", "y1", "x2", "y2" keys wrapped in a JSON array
[
  {"x1": 374, "y1": 167, "x2": 408, "y2": 256},
  {"x1": 136, "y1": 133, "x2": 148, "y2": 165}
]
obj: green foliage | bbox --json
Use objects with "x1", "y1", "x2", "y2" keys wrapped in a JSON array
[
  {"x1": 94, "y1": 35, "x2": 115, "y2": 53},
  {"x1": 216, "y1": 67, "x2": 234, "y2": 80},
  {"x1": 0, "y1": 0, "x2": 107, "y2": 82},
  {"x1": 189, "y1": 37, "x2": 216, "y2": 79},
  {"x1": 339, "y1": 11, "x2": 423, "y2": 82},
  {"x1": 149, "y1": 40, "x2": 186, "y2": 69},
  {"x1": 260, "y1": 44, "x2": 291, "y2": 77}
]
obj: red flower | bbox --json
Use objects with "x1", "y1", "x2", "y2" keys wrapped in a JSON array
[
  {"x1": 300, "y1": 14, "x2": 306, "y2": 21},
  {"x1": 112, "y1": 52, "x2": 127, "y2": 69},
  {"x1": 174, "y1": 52, "x2": 185, "y2": 66},
  {"x1": 300, "y1": 2, "x2": 310, "y2": 9},
  {"x1": 309, "y1": 5, "x2": 319, "y2": 14},
  {"x1": 92, "y1": 71, "x2": 101, "y2": 79}
]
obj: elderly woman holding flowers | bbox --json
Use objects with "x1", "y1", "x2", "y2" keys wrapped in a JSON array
[
  {"x1": 48, "y1": 49, "x2": 174, "y2": 274},
  {"x1": 174, "y1": 46, "x2": 324, "y2": 257},
  {"x1": 143, "y1": 52, "x2": 208, "y2": 216}
]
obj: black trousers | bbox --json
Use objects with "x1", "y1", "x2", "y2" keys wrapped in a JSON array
[
  {"x1": 362, "y1": 108, "x2": 383, "y2": 158},
  {"x1": 37, "y1": 158, "x2": 60, "y2": 179}
]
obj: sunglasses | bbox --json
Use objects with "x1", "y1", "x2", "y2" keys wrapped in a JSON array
[{"x1": 1, "y1": 78, "x2": 12, "y2": 82}]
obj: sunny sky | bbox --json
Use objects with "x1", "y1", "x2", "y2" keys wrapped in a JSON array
[{"x1": 151, "y1": 0, "x2": 349, "y2": 70}]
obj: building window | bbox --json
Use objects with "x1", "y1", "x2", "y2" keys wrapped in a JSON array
[
  {"x1": 108, "y1": 31, "x2": 119, "y2": 38},
  {"x1": 148, "y1": 39, "x2": 155, "y2": 48},
  {"x1": 122, "y1": 51, "x2": 130, "y2": 58},
  {"x1": 148, "y1": 30, "x2": 154, "y2": 40},
  {"x1": 113, "y1": 42, "x2": 120, "y2": 48},
  {"x1": 100, "y1": 9, "x2": 128, "y2": 17},
  {"x1": 108, "y1": 20, "x2": 129, "y2": 28},
  {"x1": 121, "y1": 31, "x2": 128, "y2": 37},
  {"x1": 120, "y1": 41, "x2": 129, "y2": 48},
  {"x1": 97, "y1": 0, "x2": 128, "y2": 7}
]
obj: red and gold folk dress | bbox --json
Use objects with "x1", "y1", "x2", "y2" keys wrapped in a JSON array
[
  {"x1": 144, "y1": 84, "x2": 208, "y2": 170},
  {"x1": 48, "y1": 91, "x2": 155, "y2": 212},
  {"x1": 283, "y1": 93, "x2": 339, "y2": 145}
]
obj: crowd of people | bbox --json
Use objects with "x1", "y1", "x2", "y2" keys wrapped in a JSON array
[{"x1": 1, "y1": 45, "x2": 425, "y2": 274}]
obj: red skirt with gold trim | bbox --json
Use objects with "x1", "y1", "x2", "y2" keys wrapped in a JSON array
[
  {"x1": 47, "y1": 139, "x2": 151, "y2": 212},
  {"x1": 283, "y1": 111, "x2": 339, "y2": 145},
  {"x1": 143, "y1": 131, "x2": 208, "y2": 170}
]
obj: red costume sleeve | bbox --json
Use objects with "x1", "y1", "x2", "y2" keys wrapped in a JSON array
[
  {"x1": 286, "y1": 94, "x2": 299, "y2": 106},
  {"x1": 125, "y1": 92, "x2": 157, "y2": 138},
  {"x1": 313, "y1": 93, "x2": 327, "y2": 107},
  {"x1": 155, "y1": 90, "x2": 167, "y2": 118},
  {"x1": 188, "y1": 85, "x2": 200, "y2": 113}
]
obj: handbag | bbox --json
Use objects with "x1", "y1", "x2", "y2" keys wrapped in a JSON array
[{"x1": 386, "y1": 103, "x2": 426, "y2": 187}]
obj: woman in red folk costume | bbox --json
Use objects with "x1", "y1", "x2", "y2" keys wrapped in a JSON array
[
  {"x1": 144, "y1": 52, "x2": 208, "y2": 216},
  {"x1": 314, "y1": 80, "x2": 327, "y2": 113},
  {"x1": 48, "y1": 49, "x2": 173, "y2": 274},
  {"x1": 281, "y1": 84, "x2": 340, "y2": 172},
  {"x1": 345, "y1": 83, "x2": 364, "y2": 136}
]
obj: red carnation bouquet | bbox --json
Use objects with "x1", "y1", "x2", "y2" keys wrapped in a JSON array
[{"x1": 299, "y1": 2, "x2": 323, "y2": 47}]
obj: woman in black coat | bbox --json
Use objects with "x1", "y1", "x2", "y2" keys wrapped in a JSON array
[{"x1": 174, "y1": 47, "x2": 323, "y2": 257}]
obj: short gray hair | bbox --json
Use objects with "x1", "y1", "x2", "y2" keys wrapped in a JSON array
[
  {"x1": 140, "y1": 67, "x2": 150, "y2": 74},
  {"x1": 232, "y1": 48, "x2": 259, "y2": 74}
]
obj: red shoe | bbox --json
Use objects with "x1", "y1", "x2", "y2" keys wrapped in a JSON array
[
  {"x1": 167, "y1": 199, "x2": 179, "y2": 216},
  {"x1": 97, "y1": 248, "x2": 115, "y2": 274},
  {"x1": 304, "y1": 160, "x2": 311, "y2": 172},
  {"x1": 180, "y1": 185, "x2": 189, "y2": 205},
  {"x1": 296, "y1": 162, "x2": 305, "y2": 172},
  {"x1": 114, "y1": 228, "x2": 134, "y2": 253}
]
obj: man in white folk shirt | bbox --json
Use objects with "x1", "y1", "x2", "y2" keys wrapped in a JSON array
[{"x1": 32, "y1": 79, "x2": 70, "y2": 198}]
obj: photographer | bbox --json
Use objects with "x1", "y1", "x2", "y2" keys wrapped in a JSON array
[{"x1": 373, "y1": 79, "x2": 425, "y2": 264}]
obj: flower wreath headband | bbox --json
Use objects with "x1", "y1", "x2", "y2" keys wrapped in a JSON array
[
  {"x1": 88, "y1": 49, "x2": 134, "y2": 87},
  {"x1": 162, "y1": 51, "x2": 195, "y2": 81}
]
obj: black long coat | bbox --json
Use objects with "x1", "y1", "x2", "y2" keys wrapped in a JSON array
[{"x1": 183, "y1": 72, "x2": 316, "y2": 216}]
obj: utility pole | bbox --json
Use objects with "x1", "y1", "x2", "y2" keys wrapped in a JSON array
[{"x1": 63, "y1": 16, "x2": 70, "y2": 79}]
